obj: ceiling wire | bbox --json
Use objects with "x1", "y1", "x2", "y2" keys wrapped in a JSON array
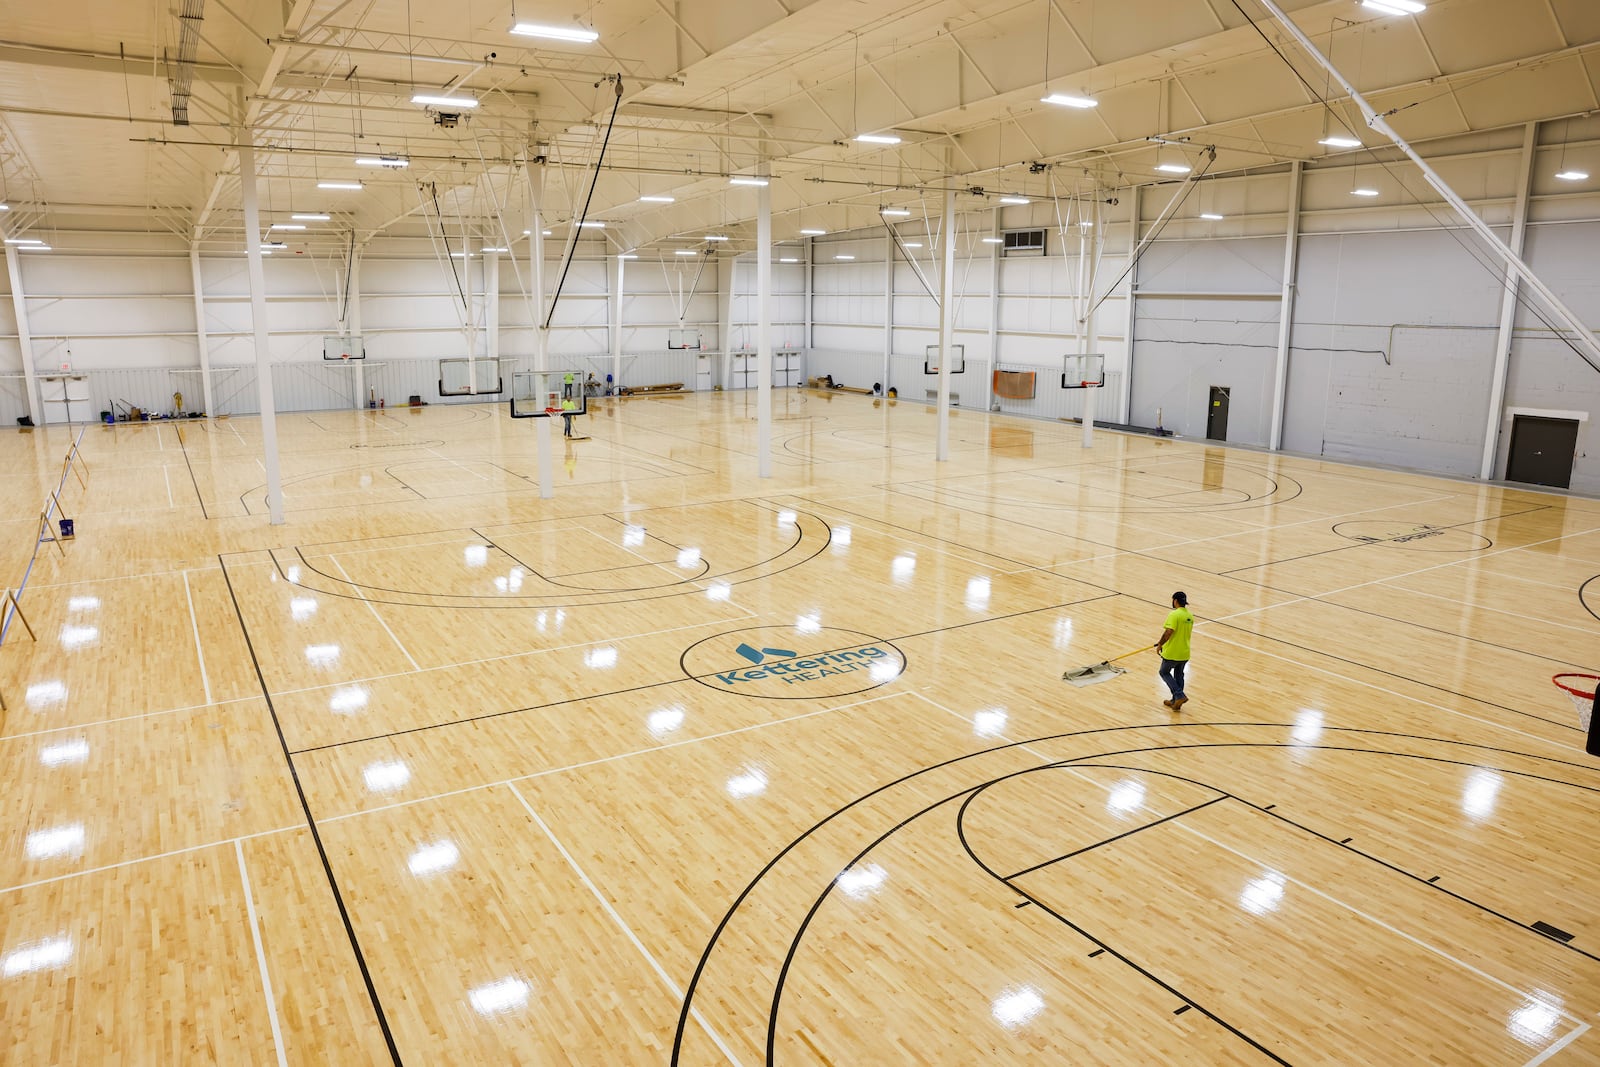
[{"x1": 1226, "y1": 0, "x2": 1600, "y2": 375}]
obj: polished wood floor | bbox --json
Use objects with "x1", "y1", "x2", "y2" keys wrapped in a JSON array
[{"x1": 1, "y1": 389, "x2": 1598, "y2": 1065}]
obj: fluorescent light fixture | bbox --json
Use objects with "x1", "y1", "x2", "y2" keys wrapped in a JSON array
[
  {"x1": 981, "y1": 236, "x2": 1004, "y2": 244},
  {"x1": 779, "y1": 257, "x2": 798, "y2": 263},
  {"x1": 999, "y1": 196, "x2": 1031, "y2": 205},
  {"x1": 854, "y1": 133, "x2": 902, "y2": 145},
  {"x1": 451, "y1": 251, "x2": 473, "y2": 258},
  {"x1": 729, "y1": 176, "x2": 769, "y2": 186},
  {"x1": 618, "y1": 253, "x2": 638, "y2": 259},
  {"x1": 1556, "y1": 170, "x2": 1590, "y2": 181},
  {"x1": 260, "y1": 242, "x2": 286, "y2": 250},
  {"x1": 291, "y1": 213, "x2": 331, "y2": 221},
  {"x1": 4, "y1": 238, "x2": 43, "y2": 245},
  {"x1": 1361, "y1": 0, "x2": 1425, "y2": 13},
  {"x1": 1351, "y1": 187, "x2": 1380, "y2": 197},
  {"x1": 481, "y1": 246, "x2": 510, "y2": 253},
  {"x1": 577, "y1": 220, "x2": 605, "y2": 229},
  {"x1": 270, "y1": 223, "x2": 306, "y2": 230},
  {"x1": 355, "y1": 156, "x2": 409, "y2": 168},
  {"x1": 674, "y1": 249, "x2": 698, "y2": 256},
  {"x1": 800, "y1": 228, "x2": 826, "y2": 235},
  {"x1": 1041, "y1": 93, "x2": 1097, "y2": 109},
  {"x1": 1200, "y1": 212, "x2": 1225, "y2": 220},
  {"x1": 509, "y1": 22, "x2": 599, "y2": 43},
  {"x1": 1319, "y1": 135, "x2": 1362, "y2": 148},
  {"x1": 704, "y1": 234, "x2": 729, "y2": 241},
  {"x1": 880, "y1": 207, "x2": 911, "y2": 217},
  {"x1": 411, "y1": 93, "x2": 479, "y2": 108},
  {"x1": 0, "y1": 202, "x2": 8, "y2": 210},
  {"x1": 1155, "y1": 162, "x2": 1192, "y2": 174},
  {"x1": 639, "y1": 195, "x2": 675, "y2": 203},
  {"x1": 21, "y1": 244, "x2": 52, "y2": 251},
  {"x1": 834, "y1": 254, "x2": 855, "y2": 260},
  {"x1": 317, "y1": 181, "x2": 363, "y2": 190},
  {"x1": 903, "y1": 242, "x2": 923, "y2": 248}
]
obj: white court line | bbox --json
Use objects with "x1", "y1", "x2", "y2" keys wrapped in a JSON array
[
  {"x1": 1174, "y1": 820, "x2": 1591, "y2": 1031},
  {"x1": 0, "y1": 695, "x2": 258, "y2": 742},
  {"x1": 162, "y1": 464, "x2": 175, "y2": 508},
  {"x1": 507, "y1": 782, "x2": 746, "y2": 1067},
  {"x1": 21, "y1": 563, "x2": 222, "y2": 591},
  {"x1": 0, "y1": 823, "x2": 300, "y2": 896},
  {"x1": 320, "y1": 692, "x2": 905, "y2": 825},
  {"x1": 1372, "y1": 580, "x2": 1600, "y2": 638},
  {"x1": 235, "y1": 840, "x2": 290, "y2": 1067},
  {"x1": 1208, "y1": 522, "x2": 1600, "y2": 628},
  {"x1": 271, "y1": 614, "x2": 752, "y2": 700},
  {"x1": 183, "y1": 571, "x2": 214, "y2": 706},
  {"x1": 326, "y1": 555, "x2": 421, "y2": 673},
  {"x1": 1523, "y1": 1023, "x2": 1591, "y2": 1066},
  {"x1": 1200, "y1": 631, "x2": 1564, "y2": 747},
  {"x1": 422, "y1": 446, "x2": 491, "y2": 481}
]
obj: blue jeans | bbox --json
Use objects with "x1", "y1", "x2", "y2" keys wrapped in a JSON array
[{"x1": 1159, "y1": 658, "x2": 1187, "y2": 700}]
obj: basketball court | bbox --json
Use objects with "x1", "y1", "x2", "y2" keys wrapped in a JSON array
[{"x1": 1, "y1": 389, "x2": 1597, "y2": 1063}]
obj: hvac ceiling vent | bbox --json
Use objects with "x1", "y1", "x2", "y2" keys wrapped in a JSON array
[{"x1": 1002, "y1": 229, "x2": 1046, "y2": 257}]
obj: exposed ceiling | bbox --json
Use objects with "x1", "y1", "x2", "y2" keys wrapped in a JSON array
[{"x1": 0, "y1": 0, "x2": 1597, "y2": 254}]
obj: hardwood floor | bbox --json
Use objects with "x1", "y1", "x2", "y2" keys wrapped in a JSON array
[{"x1": 1, "y1": 389, "x2": 1597, "y2": 1064}]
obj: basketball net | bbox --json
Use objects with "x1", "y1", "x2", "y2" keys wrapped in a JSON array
[{"x1": 1553, "y1": 674, "x2": 1595, "y2": 730}]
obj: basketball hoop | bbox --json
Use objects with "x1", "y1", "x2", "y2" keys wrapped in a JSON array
[{"x1": 1551, "y1": 673, "x2": 1597, "y2": 730}]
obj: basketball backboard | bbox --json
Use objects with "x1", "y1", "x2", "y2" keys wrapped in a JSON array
[
  {"x1": 323, "y1": 335, "x2": 365, "y2": 361},
  {"x1": 667, "y1": 328, "x2": 702, "y2": 350},
  {"x1": 511, "y1": 371, "x2": 587, "y2": 418},
  {"x1": 1063, "y1": 353, "x2": 1105, "y2": 389},
  {"x1": 925, "y1": 344, "x2": 966, "y2": 375}
]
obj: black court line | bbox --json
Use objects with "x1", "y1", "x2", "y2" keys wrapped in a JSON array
[
  {"x1": 1216, "y1": 503, "x2": 1548, "y2": 575},
  {"x1": 287, "y1": 592, "x2": 1118, "y2": 755},
  {"x1": 172, "y1": 424, "x2": 211, "y2": 520},
  {"x1": 219, "y1": 558, "x2": 404, "y2": 1066},
  {"x1": 1002, "y1": 795, "x2": 1229, "y2": 880},
  {"x1": 795, "y1": 493, "x2": 1595, "y2": 727},
  {"x1": 670, "y1": 722, "x2": 1600, "y2": 1064}
]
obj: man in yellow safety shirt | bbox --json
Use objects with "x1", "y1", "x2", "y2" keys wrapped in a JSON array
[{"x1": 1155, "y1": 591, "x2": 1194, "y2": 711}]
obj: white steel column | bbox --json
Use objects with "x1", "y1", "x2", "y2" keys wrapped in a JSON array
[
  {"x1": 718, "y1": 256, "x2": 733, "y2": 389},
  {"x1": 757, "y1": 177, "x2": 773, "y2": 477},
  {"x1": 1119, "y1": 185, "x2": 1140, "y2": 424},
  {"x1": 3, "y1": 243, "x2": 43, "y2": 427},
  {"x1": 349, "y1": 247, "x2": 365, "y2": 409},
  {"x1": 1269, "y1": 161, "x2": 1304, "y2": 451},
  {"x1": 987, "y1": 206, "x2": 1000, "y2": 412},
  {"x1": 529, "y1": 162, "x2": 553, "y2": 497},
  {"x1": 189, "y1": 243, "x2": 216, "y2": 418},
  {"x1": 610, "y1": 254, "x2": 625, "y2": 392},
  {"x1": 238, "y1": 137, "x2": 285, "y2": 525},
  {"x1": 882, "y1": 231, "x2": 894, "y2": 395},
  {"x1": 1481, "y1": 122, "x2": 1538, "y2": 480},
  {"x1": 487, "y1": 251, "x2": 501, "y2": 380},
  {"x1": 936, "y1": 186, "x2": 956, "y2": 461},
  {"x1": 803, "y1": 237, "x2": 814, "y2": 367}
]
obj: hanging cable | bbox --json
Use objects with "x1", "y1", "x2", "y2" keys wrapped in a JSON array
[{"x1": 545, "y1": 76, "x2": 624, "y2": 330}]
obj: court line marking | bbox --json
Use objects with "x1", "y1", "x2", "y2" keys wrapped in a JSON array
[
  {"x1": 183, "y1": 570, "x2": 214, "y2": 706},
  {"x1": 1523, "y1": 1023, "x2": 1590, "y2": 1066},
  {"x1": 1365, "y1": 579, "x2": 1600, "y2": 638},
  {"x1": 325, "y1": 555, "x2": 421, "y2": 673},
  {"x1": 0, "y1": 695, "x2": 259, "y2": 742},
  {"x1": 0, "y1": 823, "x2": 300, "y2": 897},
  {"x1": 235, "y1": 840, "x2": 290, "y2": 1067},
  {"x1": 267, "y1": 612, "x2": 757, "y2": 702},
  {"x1": 163, "y1": 464, "x2": 175, "y2": 508},
  {"x1": 508, "y1": 782, "x2": 745, "y2": 1067},
  {"x1": 317, "y1": 692, "x2": 906, "y2": 825},
  {"x1": 1198, "y1": 631, "x2": 1565, "y2": 748},
  {"x1": 1173, "y1": 818, "x2": 1591, "y2": 1030}
]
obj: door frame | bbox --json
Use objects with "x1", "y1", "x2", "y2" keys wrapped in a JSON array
[{"x1": 1501, "y1": 406, "x2": 1587, "y2": 480}]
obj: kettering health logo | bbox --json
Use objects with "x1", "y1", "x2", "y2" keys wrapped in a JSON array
[{"x1": 682, "y1": 626, "x2": 907, "y2": 699}]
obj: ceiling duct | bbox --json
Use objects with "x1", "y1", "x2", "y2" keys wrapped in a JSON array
[{"x1": 169, "y1": 0, "x2": 204, "y2": 126}]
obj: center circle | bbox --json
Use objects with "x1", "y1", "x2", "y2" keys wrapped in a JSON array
[
  {"x1": 1331, "y1": 520, "x2": 1492, "y2": 552},
  {"x1": 681, "y1": 625, "x2": 907, "y2": 700}
]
